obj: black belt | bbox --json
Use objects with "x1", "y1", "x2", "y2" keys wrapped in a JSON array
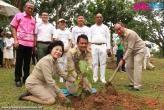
[
  {"x1": 37, "y1": 41, "x2": 51, "y2": 44},
  {"x1": 92, "y1": 43, "x2": 106, "y2": 45}
]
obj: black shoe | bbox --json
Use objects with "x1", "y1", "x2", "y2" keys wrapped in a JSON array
[
  {"x1": 16, "y1": 81, "x2": 22, "y2": 87},
  {"x1": 133, "y1": 88, "x2": 140, "y2": 91},
  {"x1": 129, "y1": 87, "x2": 140, "y2": 91},
  {"x1": 128, "y1": 84, "x2": 134, "y2": 87},
  {"x1": 19, "y1": 91, "x2": 32, "y2": 100}
]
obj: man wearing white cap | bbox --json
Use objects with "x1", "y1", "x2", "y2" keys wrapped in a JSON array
[
  {"x1": 35, "y1": 11, "x2": 54, "y2": 60},
  {"x1": 53, "y1": 18, "x2": 72, "y2": 82},
  {"x1": 90, "y1": 13, "x2": 111, "y2": 83},
  {"x1": 72, "y1": 15, "x2": 91, "y2": 45}
]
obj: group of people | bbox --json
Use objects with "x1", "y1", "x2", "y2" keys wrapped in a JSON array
[
  {"x1": 1, "y1": 1, "x2": 154, "y2": 105},
  {"x1": 10, "y1": 1, "x2": 111, "y2": 88}
]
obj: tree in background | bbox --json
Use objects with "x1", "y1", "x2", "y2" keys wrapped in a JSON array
[
  {"x1": 1, "y1": 0, "x2": 163, "y2": 57},
  {"x1": 145, "y1": 11, "x2": 164, "y2": 58},
  {"x1": 130, "y1": 9, "x2": 164, "y2": 58},
  {"x1": 39, "y1": 0, "x2": 87, "y2": 27}
]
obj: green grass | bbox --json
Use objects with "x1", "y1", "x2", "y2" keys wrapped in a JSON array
[{"x1": 0, "y1": 58, "x2": 164, "y2": 110}]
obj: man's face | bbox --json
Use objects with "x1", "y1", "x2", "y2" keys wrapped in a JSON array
[
  {"x1": 114, "y1": 24, "x2": 124, "y2": 37},
  {"x1": 25, "y1": 3, "x2": 34, "y2": 16},
  {"x1": 96, "y1": 14, "x2": 103, "y2": 25},
  {"x1": 77, "y1": 38, "x2": 88, "y2": 52},
  {"x1": 41, "y1": 12, "x2": 49, "y2": 22},
  {"x1": 58, "y1": 21, "x2": 66, "y2": 30},
  {"x1": 77, "y1": 16, "x2": 84, "y2": 26}
]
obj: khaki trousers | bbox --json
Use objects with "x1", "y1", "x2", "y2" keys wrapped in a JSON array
[
  {"x1": 126, "y1": 51, "x2": 144, "y2": 89},
  {"x1": 26, "y1": 83, "x2": 56, "y2": 101}
]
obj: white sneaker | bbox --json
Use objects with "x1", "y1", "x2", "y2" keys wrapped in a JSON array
[
  {"x1": 134, "y1": 85, "x2": 142, "y2": 89},
  {"x1": 93, "y1": 79, "x2": 98, "y2": 83},
  {"x1": 101, "y1": 80, "x2": 106, "y2": 84}
]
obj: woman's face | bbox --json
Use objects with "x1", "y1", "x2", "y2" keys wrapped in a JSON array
[{"x1": 50, "y1": 46, "x2": 63, "y2": 59}]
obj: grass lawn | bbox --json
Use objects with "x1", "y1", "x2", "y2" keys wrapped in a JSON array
[{"x1": 0, "y1": 58, "x2": 164, "y2": 110}]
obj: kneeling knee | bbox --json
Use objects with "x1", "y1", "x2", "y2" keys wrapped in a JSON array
[{"x1": 45, "y1": 98, "x2": 55, "y2": 105}]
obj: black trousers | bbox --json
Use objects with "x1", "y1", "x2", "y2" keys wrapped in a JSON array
[
  {"x1": 0, "y1": 49, "x2": 3, "y2": 67},
  {"x1": 116, "y1": 49, "x2": 125, "y2": 71},
  {"x1": 15, "y1": 44, "x2": 32, "y2": 82}
]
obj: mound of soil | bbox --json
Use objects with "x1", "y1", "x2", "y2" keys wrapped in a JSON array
[{"x1": 69, "y1": 84, "x2": 164, "y2": 110}]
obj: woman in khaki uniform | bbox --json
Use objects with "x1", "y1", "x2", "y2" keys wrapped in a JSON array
[{"x1": 19, "y1": 41, "x2": 74, "y2": 105}]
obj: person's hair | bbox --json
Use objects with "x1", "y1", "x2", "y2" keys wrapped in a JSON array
[
  {"x1": 47, "y1": 40, "x2": 64, "y2": 56},
  {"x1": 77, "y1": 34, "x2": 88, "y2": 44},
  {"x1": 77, "y1": 15, "x2": 84, "y2": 18},
  {"x1": 40, "y1": 10, "x2": 49, "y2": 16},
  {"x1": 25, "y1": 1, "x2": 35, "y2": 7},
  {"x1": 146, "y1": 44, "x2": 151, "y2": 48},
  {"x1": 116, "y1": 22, "x2": 126, "y2": 27},
  {"x1": 96, "y1": 12, "x2": 102, "y2": 16},
  {"x1": 24, "y1": 1, "x2": 34, "y2": 11},
  {"x1": 25, "y1": 1, "x2": 35, "y2": 6}
]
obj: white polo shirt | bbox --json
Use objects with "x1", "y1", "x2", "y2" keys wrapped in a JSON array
[
  {"x1": 53, "y1": 29, "x2": 72, "y2": 48},
  {"x1": 72, "y1": 25, "x2": 91, "y2": 44},
  {"x1": 90, "y1": 24, "x2": 111, "y2": 49},
  {"x1": 35, "y1": 21, "x2": 54, "y2": 42}
]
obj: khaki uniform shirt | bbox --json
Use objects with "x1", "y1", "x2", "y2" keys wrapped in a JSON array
[
  {"x1": 66, "y1": 47, "x2": 92, "y2": 76},
  {"x1": 122, "y1": 29, "x2": 145, "y2": 60},
  {"x1": 26, "y1": 54, "x2": 74, "y2": 93}
]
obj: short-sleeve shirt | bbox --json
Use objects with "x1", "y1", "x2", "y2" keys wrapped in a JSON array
[
  {"x1": 35, "y1": 22, "x2": 54, "y2": 42},
  {"x1": 53, "y1": 29, "x2": 72, "y2": 48},
  {"x1": 10, "y1": 12, "x2": 35, "y2": 47},
  {"x1": 72, "y1": 26, "x2": 91, "y2": 44},
  {"x1": 116, "y1": 37, "x2": 124, "y2": 51},
  {"x1": 67, "y1": 47, "x2": 92, "y2": 74},
  {"x1": 90, "y1": 24, "x2": 111, "y2": 49}
]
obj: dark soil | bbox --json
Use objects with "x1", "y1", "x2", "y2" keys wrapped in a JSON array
[
  {"x1": 65, "y1": 58, "x2": 164, "y2": 110},
  {"x1": 69, "y1": 84, "x2": 164, "y2": 110}
]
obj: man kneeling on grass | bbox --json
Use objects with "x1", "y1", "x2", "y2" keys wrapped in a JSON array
[
  {"x1": 65, "y1": 34, "x2": 92, "y2": 94},
  {"x1": 19, "y1": 41, "x2": 74, "y2": 105}
]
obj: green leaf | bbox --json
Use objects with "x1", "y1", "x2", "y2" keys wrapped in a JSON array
[
  {"x1": 76, "y1": 87, "x2": 83, "y2": 96},
  {"x1": 79, "y1": 60, "x2": 88, "y2": 74},
  {"x1": 74, "y1": 79, "x2": 81, "y2": 86}
]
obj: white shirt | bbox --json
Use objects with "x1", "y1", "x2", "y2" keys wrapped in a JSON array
[
  {"x1": 4, "y1": 37, "x2": 14, "y2": 50},
  {"x1": 90, "y1": 24, "x2": 111, "y2": 49},
  {"x1": 35, "y1": 21, "x2": 54, "y2": 42},
  {"x1": 53, "y1": 29, "x2": 72, "y2": 48},
  {"x1": 72, "y1": 25, "x2": 91, "y2": 44}
]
